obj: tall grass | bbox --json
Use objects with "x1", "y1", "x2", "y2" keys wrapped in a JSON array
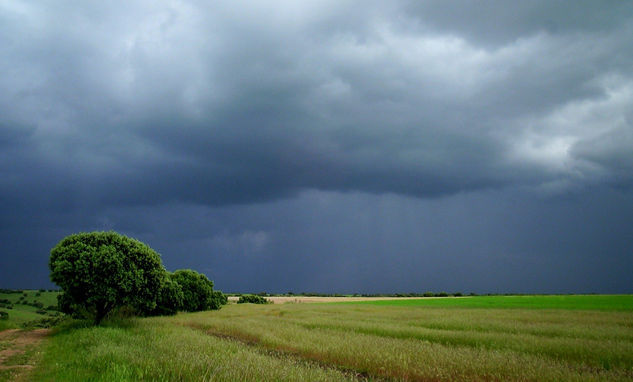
[
  {"x1": 174, "y1": 303, "x2": 633, "y2": 381},
  {"x1": 32, "y1": 319, "x2": 357, "y2": 381},
  {"x1": 32, "y1": 296, "x2": 633, "y2": 381}
]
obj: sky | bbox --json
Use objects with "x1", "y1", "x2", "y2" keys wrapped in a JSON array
[{"x1": 1, "y1": 1, "x2": 632, "y2": 294}]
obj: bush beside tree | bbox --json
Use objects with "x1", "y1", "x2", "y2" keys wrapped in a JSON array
[
  {"x1": 150, "y1": 276, "x2": 184, "y2": 316},
  {"x1": 169, "y1": 269, "x2": 226, "y2": 312},
  {"x1": 210, "y1": 290, "x2": 228, "y2": 309}
]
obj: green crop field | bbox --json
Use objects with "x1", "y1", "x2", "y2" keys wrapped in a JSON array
[
  {"x1": 24, "y1": 295, "x2": 633, "y2": 381},
  {"x1": 347, "y1": 294, "x2": 633, "y2": 311}
]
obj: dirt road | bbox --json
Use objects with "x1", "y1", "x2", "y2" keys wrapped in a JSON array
[{"x1": 0, "y1": 328, "x2": 49, "y2": 381}]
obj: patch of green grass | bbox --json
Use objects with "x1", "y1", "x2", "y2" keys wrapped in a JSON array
[
  {"x1": 3, "y1": 345, "x2": 38, "y2": 366},
  {"x1": 0, "y1": 290, "x2": 62, "y2": 328},
  {"x1": 0, "y1": 290, "x2": 60, "y2": 307},
  {"x1": 343, "y1": 295, "x2": 633, "y2": 311},
  {"x1": 32, "y1": 319, "x2": 357, "y2": 382},
  {"x1": 0, "y1": 368, "x2": 20, "y2": 381},
  {"x1": 0, "y1": 320, "x2": 14, "y2": 331},
  {"x1": 29, "y1": 296, "x2": 633, "y2": 381}
]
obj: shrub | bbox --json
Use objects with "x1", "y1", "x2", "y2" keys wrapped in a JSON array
[
  {"x1": 49, "y1": 231, "x2": 166, "y2": 324},
  {"x1": 237, "y1": 295, "x2": 270, "y2": 304},
  {"x1": 0, "y1": 310, "x2": 8, "y2": 320},
  {"x1": 209, "y1": 290, "x2": 228, "y2": 310},
  {"x1": 151, "y1": 276, "x2": 184, "y2": 316},
  {"x1": 21, "y1": 315, "x2": 65, "y2": 329},
  {"x1": 170, "y1": 270, "x2": 224, "y2": 312},
  {"x1": 436, "y1": 292, "x2": 449, "y2": 297},
  {"x1": 36, "y1": 309, "x2": 48, "y2": 315},
  {"x1": 423, "y1": 292, "x2": 434, "y2": 297}
]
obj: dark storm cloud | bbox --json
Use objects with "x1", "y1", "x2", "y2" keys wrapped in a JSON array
[
  {"x1": 2, "y1": 0, "x2": 631, "y2": 208},
  {"x1": 403, "y1": 0, "x2": 633, "y2": 46},
  {"x1": 1, "y1": 1, "x2": 632, "y2": 291}
]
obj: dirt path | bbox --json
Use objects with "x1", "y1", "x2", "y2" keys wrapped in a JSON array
[{"x1": 0, "y1": 329, "x2": 50, "y2": 381}]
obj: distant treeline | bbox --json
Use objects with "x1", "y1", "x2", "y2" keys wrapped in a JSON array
[
  {"x1": 229, "y1": 291, "x2": 470, "y2": 297},
  {"x1": 0, "y1": 289, "x2": 59, "y2": 294},
  {"x1": 228, "y1": 292, "x2": 599, "y2": 297}
]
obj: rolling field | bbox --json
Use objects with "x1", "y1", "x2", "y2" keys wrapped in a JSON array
[
  {"x1": 27, "y1": 295, "x2": 633, "y2": 381},
  {"x1": 0, "y1": 290, "x2": 61, "y2": 330}
]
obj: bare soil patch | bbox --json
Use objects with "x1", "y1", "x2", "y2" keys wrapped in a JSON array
[{"x1": 0, "y1": 329, "x2": 49, "y2": 381}]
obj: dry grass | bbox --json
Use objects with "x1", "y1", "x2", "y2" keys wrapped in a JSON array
[
  {"x1": 227, "y1": 296, "x2": 445, "y2": 304},
  {"x1": 173, "y1": 302, "x2": 633, "y2": 381}
]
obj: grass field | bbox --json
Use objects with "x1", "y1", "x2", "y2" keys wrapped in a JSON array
[
  {"x1": 0, "y1": 290, "x2": 61, "y2": 330},
  {"x1": 348, "y1": 294, "x2": 633, "y2": 311},
  {"x1": 26, "y1": 295, "x2": 633, "y2": 381}
]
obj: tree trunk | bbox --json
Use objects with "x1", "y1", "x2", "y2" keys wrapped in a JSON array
[{"x1": 94, "y1": 302, "x2": 110, "y2": 325}]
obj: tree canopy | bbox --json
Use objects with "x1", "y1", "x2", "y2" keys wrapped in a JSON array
[
  {"x1": 49, "y1": 231, "x2": 166, "y2": 324},
  {"x1": 170, "y1": 269, "x2": 224, "y2": 312}
]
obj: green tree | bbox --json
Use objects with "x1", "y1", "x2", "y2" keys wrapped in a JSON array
[
  {"x1": 151, "y1": 275, "x2": 184, "y2": 316},
  {"x1": 49, "y1": 231, "x2": 166, "y2": 324},
  {"x1": 170, "y1": 269, "x2": 225, "y2": 312},
  {"x1": 210, "y1": 290, "x2": 228, "y2": 309}
]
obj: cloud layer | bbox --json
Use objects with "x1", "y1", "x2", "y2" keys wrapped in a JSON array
[{"x1": 1, "y1": 1, "x2": 632, "y2": 292}]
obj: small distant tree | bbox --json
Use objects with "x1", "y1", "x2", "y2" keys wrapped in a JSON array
[
  {"x1": 237, "y1": 295, "x2": 270, "y2": 304},
  {"x1": 170, "y1": 269, "x2": 225, "y2": 312},
  {"x1": 49, "y1": 231, "x2": 166, "y2": 324}
]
